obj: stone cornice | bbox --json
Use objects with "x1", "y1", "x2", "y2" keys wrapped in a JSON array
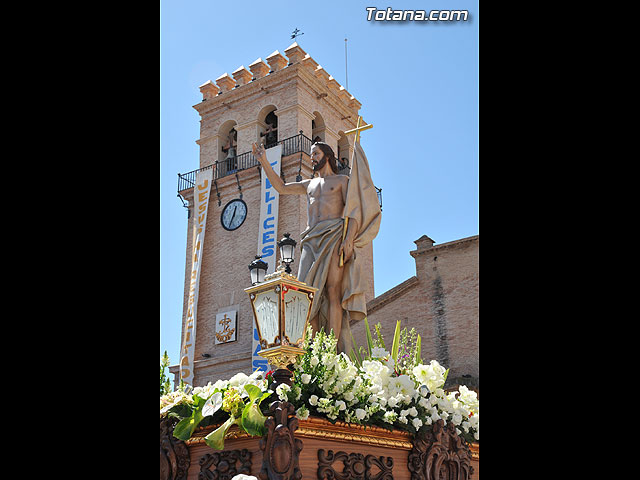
[
  {"x1": 410, "y1": 235, "x2": 479, "y2": 258},
  {"x1": 193, "y1": 48, "x2": 362, "y2": 124},
  {"x1": 294, "y1": 65, "x2": 360, "y2": 128},
  {"x1": 193, "y1": 66, "x2": 298, "y2": 117}
]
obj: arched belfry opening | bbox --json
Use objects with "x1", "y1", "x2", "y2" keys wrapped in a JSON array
[
  {"x1": 311, "y1": 111, "x2": 325, "y2": 144},
  {"x1": 337, "y1": 131, "x2": 351, "y2": 175},
  {"x1": 258, "y1": 105, "x2": 278, "y2": 148},
  {"x1": 218, "y1": 119, "x2": 238, "y2": 175}
]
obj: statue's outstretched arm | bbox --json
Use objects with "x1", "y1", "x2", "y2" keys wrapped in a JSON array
[{"x1": 252, "y1": 142, "x2": 308, "y2": 195}]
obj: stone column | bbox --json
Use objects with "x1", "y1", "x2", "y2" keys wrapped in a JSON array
[
  {"x1": 323, "y1": 126, "x2": 340, "y2": 155},
  {"x1": 196, "y1": 134, "x2": 220, "y2": 168},
  {"x1": 235, "y1": 121, "x2": 261, "y2": 156}
]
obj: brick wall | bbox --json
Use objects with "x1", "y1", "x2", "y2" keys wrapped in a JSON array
[{"x1": 350, "y1": 236, "x2": 479, "y2": 384}]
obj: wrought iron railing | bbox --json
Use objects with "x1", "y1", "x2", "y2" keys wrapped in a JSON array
[
  {"x1": 177, "y1": 131, "x2": 382, "y2": 210},
  {"x1": 177, "y1": 132, "x2": 313, "y2": 192}
]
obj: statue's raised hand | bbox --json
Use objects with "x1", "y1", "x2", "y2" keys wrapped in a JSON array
[{"x1": 252, "y1": 142, "x2": 266, "y2": 162}]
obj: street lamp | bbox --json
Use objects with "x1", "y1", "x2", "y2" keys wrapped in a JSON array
[
  {"x1": 248, "y1": 255, "x2": 268, "y2": 285},
  {"x1": 277, "y1": 233, "x2": 297, "y2": 274},
  {"x1": 245, "y1": 241, "x2": 316, "y2": 391}
]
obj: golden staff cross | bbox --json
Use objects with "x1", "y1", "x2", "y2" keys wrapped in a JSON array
[
  {"x1": 344, "y1": 115, "x2": 373, "y2": 143},
  {"x1": 340, "y1": 116, "x2": 373, "y2": 267}
]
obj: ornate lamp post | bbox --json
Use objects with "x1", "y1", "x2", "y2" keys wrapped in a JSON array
[
  {"x1": 277, "y1": 233, "x2": 297, "y2": 274},
  {"x1": 245, "y1": 234, "x2": 316, "y2": 392},
  {"x1": 248, "y1": 255, "x2": 269, "y2": 285}
]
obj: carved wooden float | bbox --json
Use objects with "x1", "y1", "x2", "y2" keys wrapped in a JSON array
[{"x1": 161, "y1": 402, "x2": 479, "y2": 480}]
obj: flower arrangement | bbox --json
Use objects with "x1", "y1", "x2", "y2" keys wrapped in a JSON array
[{"x1": 160, "y1": 320, "x2": 479, "y2": 450}]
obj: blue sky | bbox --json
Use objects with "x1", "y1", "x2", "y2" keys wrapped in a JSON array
[{"x1": 160, "y1": 0, "x2": 478, "y2": 370}]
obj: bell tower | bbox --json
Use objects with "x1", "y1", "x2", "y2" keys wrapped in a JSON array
[{"x1": 170, "y1": 42, "x2": 376, "y2": 387}]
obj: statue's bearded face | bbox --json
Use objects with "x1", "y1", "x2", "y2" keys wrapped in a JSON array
[{"x1": 311, "y1": 146, "x2": 326, "y2": 172}]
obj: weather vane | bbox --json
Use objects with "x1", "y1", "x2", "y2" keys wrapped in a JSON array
[{"x1": 291, "y1": 28, "x2": 304, "y2": 40}]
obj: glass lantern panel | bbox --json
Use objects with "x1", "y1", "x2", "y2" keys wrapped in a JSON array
[
  {"x1": 254, "y1": 290, "x2": 279, "y2": 345},
  {"x1": 281, "y1": 244, "x2": 294, "y2": 262},
  {"x1": 283, "y1": 289, "x2": 310, "y2": 344}
]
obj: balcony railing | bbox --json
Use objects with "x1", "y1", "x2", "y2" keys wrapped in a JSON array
[
  {"x1": 177, "y1": 131, "x2": 382, "y2": 210},
  {"x1": 177, "y1": 132, "x2": 313, "y2": 192}
]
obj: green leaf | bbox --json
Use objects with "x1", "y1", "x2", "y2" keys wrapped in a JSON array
[
  {"x1": 167, "y1": 403, "x2": 193, "y2": 419},
  {"x1": 391, "y1": 320, "x2": 401, "y2": 364},
  {"x1": 173, "y1": 406, "x2": 205, "y2": 441},
  {"x1": 443, "y1": 368, "x2": 450, "y2": 384},
  {"x1": 349, "y1": 330, "x2": 362, "y2": 367},
  {"x1": 364, "y1": 317, "x2": 374, "y2": 358},
  {"x1": 244, "y1": 384, "x2": 262, "y2": 404},
  {"x1": 204, "y1": 416, "x2": 240, "y2": 450},
  {"x1": 374, "y1": 323, "x2": 385, "y2": 349},
  {"x1": 414, "y1": 334, "x2": 422, "y2": 365},
  {"x1": 241, "y1": 402, "x2": 267, "y2": 436},
  {"x1": 259, "y1": 391, "x2": 272, "y2": 404}
]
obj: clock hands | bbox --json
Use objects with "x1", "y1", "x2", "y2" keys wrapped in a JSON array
[{"x1": 230, "y1": 206, "x2": 237, "y2": 225}]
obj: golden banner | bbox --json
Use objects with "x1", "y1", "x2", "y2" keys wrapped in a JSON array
[{"x1": 179, "y1": 168, "x2": 213, "y2": 386}]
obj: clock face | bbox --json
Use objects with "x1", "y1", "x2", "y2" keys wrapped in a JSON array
[{"x1": 221, "y1": 199, "x2": 247, "y2": 231}]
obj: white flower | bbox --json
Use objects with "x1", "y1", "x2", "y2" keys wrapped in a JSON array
[
  {"x1": 228, "y1": 372, "x2": 250, "y2": 387},
  {"x1": 310, "y1": 356, "x2": 319, "y2": 367},
  {"x1": 452, "y1": 413, "x2": 463, "y2": 425},
  {"x1": 160, "y1": 390, "x2": 193, "y2": 414},
  {"x1": 362, "y1": 360, "x2": 391, "y2": 388},
  {"x1": 309, "y1": 395, "x2": 318, "y2": 406},
  {"x1": 383, "y1": 411, "x2": 397, "y2": 424},
  {"x1": 355, "y1": 408, "x2": 367, "y2": 420},
  {"x1": 212, "y1": 379, "x2": 229, "y2": 390},
  {"x1": 192, "y1": 382, "x2": 218, "y2": 401},
  {"x1": 371, "y1": 347, "x2": 390, "y2": 358},
  {"x1": 413, "y1": 360, "x2": 447, "y2": 393},
  {"x1": 458, "y1": 385, "x2": 479, "y2": 410},
  {"x1": 201, "y1": 392, "x2": 223, "y2": 417},
  {"x1": 301, "y1": 374, "x2": 311, "y2": 384},
  {"x1": 275, "y1": 383, "x2": 290, "y2": 401},
  {"x1": 291, "y1": 384, "x2": 302, "y2": 401},
  {"x1": 412, "y1": 364, "x2": 430, "y2": 384},
  {"x1": 408, "y1": 407, "x2": 418, "y2": 417},
  {"x1": 388, "y1": 375, "x2": 416, "y2": 399},
  {"x1": 412, "y1": 417, "x2": 423, "y2": 429},
  {"x1": 335, "y1": 400, "x2": 346, "y2": 411},
  {"x1": 296, "y1": 405, "x2": 310, "y2": 420}
]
